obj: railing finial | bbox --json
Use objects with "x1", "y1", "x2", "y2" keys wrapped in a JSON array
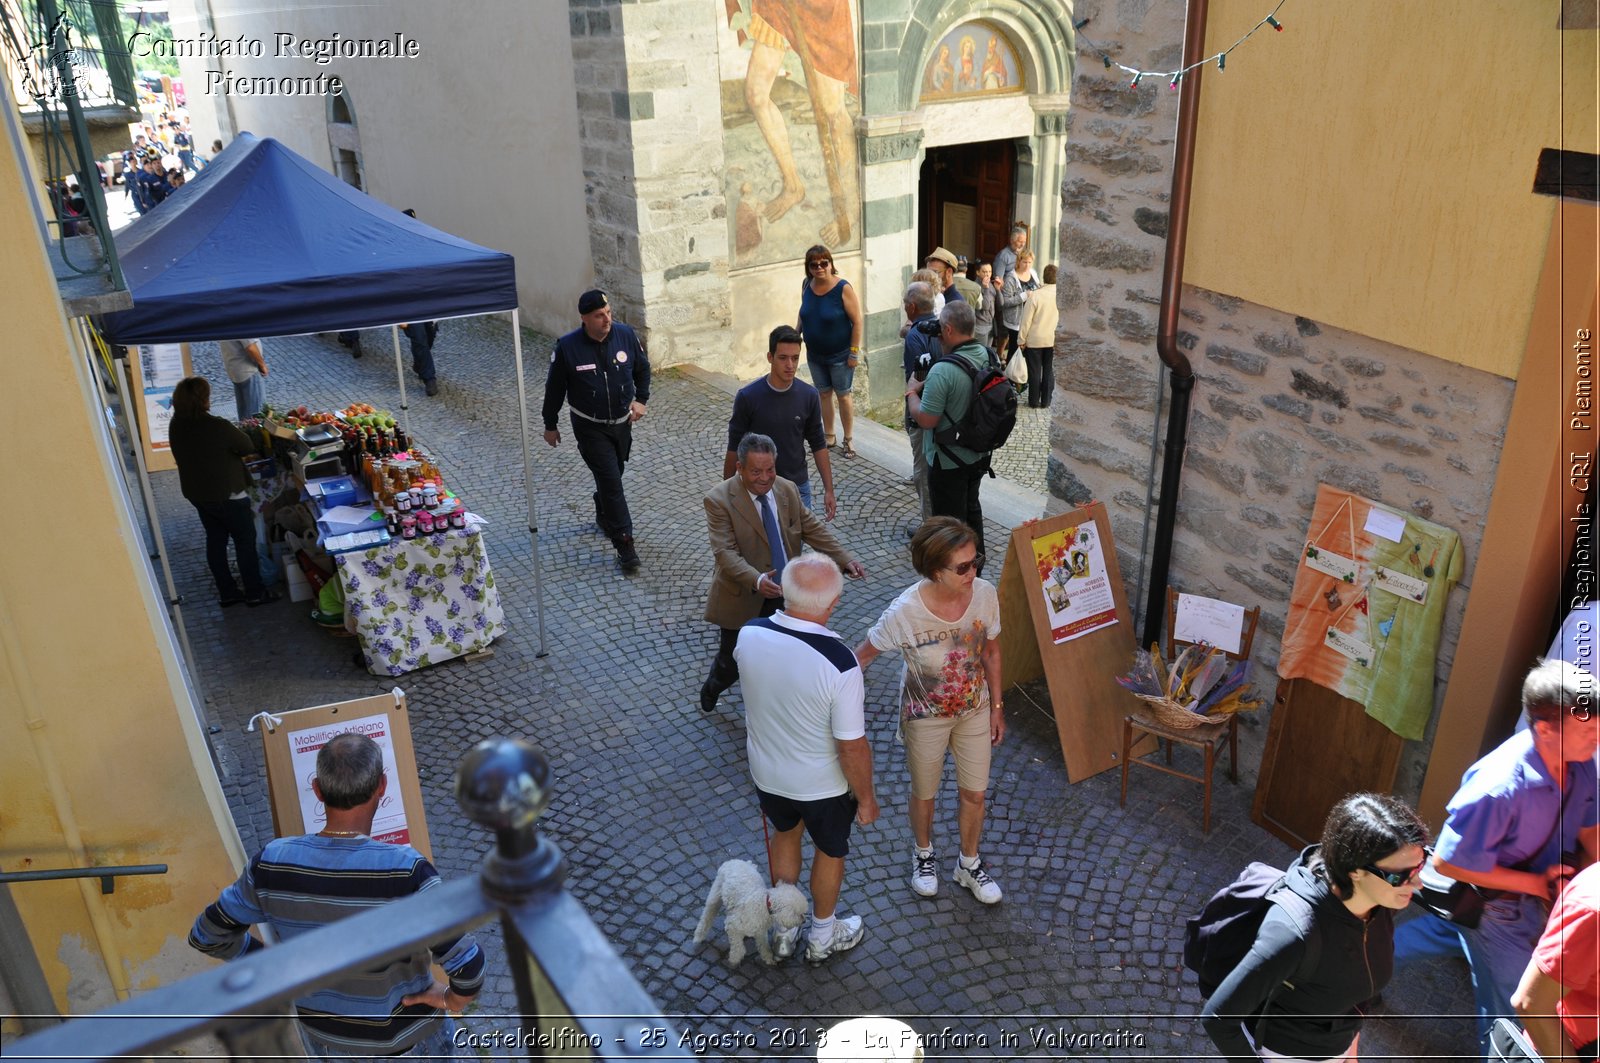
[{"x1": 454, "y1": 738, "x2": 566, "y2": 901}]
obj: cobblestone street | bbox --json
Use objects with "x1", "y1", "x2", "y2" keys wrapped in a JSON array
[{"x1": 147, "y1": 316, "x2": 1477, "y2": 1059}]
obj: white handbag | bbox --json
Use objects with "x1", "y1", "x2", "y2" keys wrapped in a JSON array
[{"x1": 1004, "y1": 353, "x2": 1028, "y2": 387}]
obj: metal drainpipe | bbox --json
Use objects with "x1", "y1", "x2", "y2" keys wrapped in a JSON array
[{"x1": 1140, "y1": 0, "x2": 1210, "y2": 649}]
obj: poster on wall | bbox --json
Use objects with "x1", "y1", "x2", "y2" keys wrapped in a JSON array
[
  {"x1": 286, "y1": 711, "x2": 411, "y2": 845},
  {"x1": 1277, "y1": 484, "x2": 1463, "y2": 740},
  {"x1": 1031, "y1": 522, "x2": 1118, "y2": 644},
  {"x1": 720, "y1": 0, "x2": 862, "y2": 268},
  {"x1": 139, "y1": 343, "x2": 186, "y2": 452}
]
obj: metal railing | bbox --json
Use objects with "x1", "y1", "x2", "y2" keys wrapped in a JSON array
[
  {"x1": 4, "y1": 739, "x2": 679, "y2": 1062},
  {"x1": 0, "y1": 862, "x2": 166, "y2": 895}
]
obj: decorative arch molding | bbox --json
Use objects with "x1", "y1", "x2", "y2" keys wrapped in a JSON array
[
  {"x1": 326, "y1": 86, "x2": 364, "y2": 190},
  {"x1": 896, "y1": 0, "x2": 1075, "y2": 113}
]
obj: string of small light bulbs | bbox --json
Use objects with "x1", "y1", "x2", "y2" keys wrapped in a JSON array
[{"x1": 1073, "y1": 0, "x2": 1289, "y2": 90}]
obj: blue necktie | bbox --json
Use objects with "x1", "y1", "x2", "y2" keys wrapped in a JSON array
[{"x1": 758, "y1": 493, "x2": 787, "y2": 576}]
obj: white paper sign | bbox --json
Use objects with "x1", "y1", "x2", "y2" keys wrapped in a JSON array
[
  {"x1": 1363, "y1": 507, "x2": 1407, "y2": 543},
  {"x1": 1303, "y1": 543, "x2": 1359, "y2": 584},
  {"x1": 1325, "y1": 627, "x2": 1375, "y2": 669},
  {"x1": 1174, "y1": 593, "x2": 1245, "y2": 655},
  {"x1": 139, "y1": 343, "x2": 187, "y2": 451},
  {"x1": 286, "y1": 712, "x2": 410, "y2": 844},
  {"x1": 1373, "y1": 565, "x2": 1428, "y2": 604}
]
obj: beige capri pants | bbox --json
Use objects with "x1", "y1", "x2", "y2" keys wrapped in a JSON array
[{"x1": 903, "y1": 707, "x2": 992, "y2": 800}]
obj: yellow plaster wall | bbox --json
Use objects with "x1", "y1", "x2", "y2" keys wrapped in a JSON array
[
  {"x1": 0, "y1": 104, "x2": 244, "y2": 1017},
  {"x1": 1187, "y1": 1, "x2": 1597, "y2": 380}
]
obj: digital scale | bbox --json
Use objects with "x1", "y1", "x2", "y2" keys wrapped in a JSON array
[{"x1": 292, "y1": 423, "x2": 345, "y2": 483}]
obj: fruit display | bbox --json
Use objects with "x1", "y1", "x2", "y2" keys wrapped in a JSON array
[{"x1": 340, "y1": 403, "x2": 398, "y2": 431}]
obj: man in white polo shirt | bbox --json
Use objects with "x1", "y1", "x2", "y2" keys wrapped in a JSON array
[{"x1": 735, "y1": 554, "x2": 878, "y2": 965}]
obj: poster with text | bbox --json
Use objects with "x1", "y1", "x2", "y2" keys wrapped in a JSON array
[
  {"x1": 139, "y1": 343, "x2": 186, "y2": 451},
  {"x1": 1032, "y1": 522, "x2": 1118, "y2": 644},
  {"x1": 286, "y1": 712, "x2": 410, "y2": 845}
]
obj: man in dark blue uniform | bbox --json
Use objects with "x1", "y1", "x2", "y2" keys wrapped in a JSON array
[{"x1": 543, "y1": 290, "x2": 651, "y2": 572}]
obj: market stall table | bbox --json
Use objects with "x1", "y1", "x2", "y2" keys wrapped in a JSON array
[{"x1": 337, "y1": 525, "x2": 506, "y2": 676}]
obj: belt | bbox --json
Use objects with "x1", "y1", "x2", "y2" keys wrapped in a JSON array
[{"x1": 571, "y1": 408, "x2": 631, "y2": 426}]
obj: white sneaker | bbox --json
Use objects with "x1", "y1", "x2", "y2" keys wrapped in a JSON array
[
  {"x1": 804, "y1": 915, "x2": 864, "y2": 964},
  {"x1": 954, "y1": 857, "x2": 1003, "y2": 904},
  {"x1": 773, "y1": 923, "x2": 802, "y2": 961},
  {"x1": 911, "y1": 848, "x2": 938, "y2": 897}
]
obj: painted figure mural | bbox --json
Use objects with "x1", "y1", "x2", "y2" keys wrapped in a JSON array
[
  {"x1": 723, "y1": 0, "x2": 861, "y2": 267},
  {"x1": 921, "y1": 21, "x2": 1022, "y2": 103}
]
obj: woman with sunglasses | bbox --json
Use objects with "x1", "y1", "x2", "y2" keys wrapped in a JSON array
[
  {"x1": 854, "y1": 517, "x2": 1005, "y2": 905},
  {"x1": 1202, "y1": 793, "x2": 1430, "y2": 1062},
  {"x1": 797, "y1": 245, "x2": 864, "y2": 458}
]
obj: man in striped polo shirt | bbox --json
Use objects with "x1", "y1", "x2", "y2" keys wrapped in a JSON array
[{"x1": 189, "y1": 732, "x2": 484, "y2": 1058}]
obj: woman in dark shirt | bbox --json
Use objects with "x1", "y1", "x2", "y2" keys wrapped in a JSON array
[
  {"x1": 1202, "y1": 793, "x2": 1429, "y2": 1062},
  {"x1": 167, "y1": 376, "x2": 278, "y2": 607},
  {"x1": 796, "y1": 244, "x2": 864, "y2": 458}
]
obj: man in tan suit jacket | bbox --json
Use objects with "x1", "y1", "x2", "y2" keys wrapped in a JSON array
[{"x1": 702, "y1": 433, "x2": 865, "y2": 712}]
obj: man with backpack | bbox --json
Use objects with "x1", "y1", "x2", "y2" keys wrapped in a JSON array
[{"x1": 904, "y1": 300, "x2": 1016, "y2": 563}]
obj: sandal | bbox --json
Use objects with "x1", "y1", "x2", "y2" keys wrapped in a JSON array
[{"x1": 841, "y1": 438, "x2": 857, "y2": 459}]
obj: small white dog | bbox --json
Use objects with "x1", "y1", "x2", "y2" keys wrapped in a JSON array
[{"x1": 692, "y1": 858, "x2": 809, "y2": 966}]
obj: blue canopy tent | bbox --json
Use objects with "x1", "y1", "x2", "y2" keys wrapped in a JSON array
[
  {"x1": 97, "y1": 133, "x2": 518, "y2": 342},
  {"x1": 97, "y1": 133, "x2": 546, "y2": 656}
]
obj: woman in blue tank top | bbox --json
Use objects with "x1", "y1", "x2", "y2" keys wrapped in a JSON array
[{"x1": 797, "y1": 244, "x2": 864, "y2": 458}]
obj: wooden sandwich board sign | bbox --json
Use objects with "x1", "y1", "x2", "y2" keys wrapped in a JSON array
[
  {"x1": 256, "y1": 689, "x2": 432, "y2": 861},
  {"x1": 127, "y1": 343, "x2": 193, "y2": 474},
  {"x1": 997, "y1": 503, "x2": 1141, "y2": 783}
]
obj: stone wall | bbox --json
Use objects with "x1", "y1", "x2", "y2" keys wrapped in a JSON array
[
  {"x1": 1050, "y1": 0, "x2": 1517, "y2": 795},
  {"x1": 570, "y1": 0, "x2": 732, "y2": 365}
]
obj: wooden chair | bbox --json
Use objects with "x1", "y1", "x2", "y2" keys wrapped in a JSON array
[{"x1": 1118, "y1": 588, "x2": 1260, "y2": 833}]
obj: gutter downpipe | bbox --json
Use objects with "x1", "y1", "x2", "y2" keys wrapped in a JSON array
[{"x1": 1141, "y1": 0, "x2": 1210, "y2": 649}]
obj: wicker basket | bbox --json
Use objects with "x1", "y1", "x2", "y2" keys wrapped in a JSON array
[{"x1": 1130, "y1": 692, "x2": 1227, "y2": 731}]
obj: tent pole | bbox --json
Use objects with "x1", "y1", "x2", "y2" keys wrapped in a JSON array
[
  {"x1": 392, "y1": 325, "x2": 410, "y2": 438},
  {"x1": 510, "y1": 309, "x2": 548, "y2": 658},
  {"x1": 118, "y1": 356, "x2": 219, "y2": 752}
]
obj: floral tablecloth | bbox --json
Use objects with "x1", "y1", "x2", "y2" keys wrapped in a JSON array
[{"x1": 337, "y1": 528, "x2": 506, "y2": 676}]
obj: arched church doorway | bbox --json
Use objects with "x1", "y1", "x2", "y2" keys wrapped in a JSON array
[
  {"x1": 916, "y1": 137, "x2": 1047, "y2": 497},
  {"x1": 917, "y1": 139, "x2": 1016, "y2": 268}
]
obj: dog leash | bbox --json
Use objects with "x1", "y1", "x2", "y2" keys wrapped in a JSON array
[{"x1": 761, "y1": 811, "x2": 774, "y2": 883}]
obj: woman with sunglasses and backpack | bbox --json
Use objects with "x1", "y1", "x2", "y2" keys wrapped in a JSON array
[
  {"x1": 1201, "y1": 793, "x2": 1430, "y2": 1061},
  {"x1": 854, "y1": 517, "x2": 1006, "y2": 907}
]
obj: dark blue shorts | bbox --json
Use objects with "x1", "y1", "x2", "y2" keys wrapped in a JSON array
[
  {"x1": 808, "y1": 353, "x2": 855, "y2": 394},
  {"x1": 757, "y1": 788, "x2": 857, "y2": 858}
]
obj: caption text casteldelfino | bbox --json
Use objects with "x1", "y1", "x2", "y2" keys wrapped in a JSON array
[{"x1": 127, "y1": 31, "x2": 421, "y2": 96}]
